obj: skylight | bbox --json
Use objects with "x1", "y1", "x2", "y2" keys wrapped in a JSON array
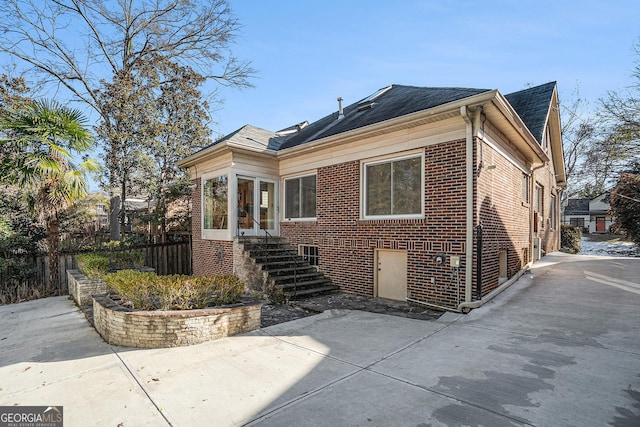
[{"x1": 357, "y1": 85, "x2": 392, "y2": 111}]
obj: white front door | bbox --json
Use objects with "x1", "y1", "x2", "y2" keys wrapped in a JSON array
[{"x1": 237, "y1": 176, "x2": 278, "y2": 236}]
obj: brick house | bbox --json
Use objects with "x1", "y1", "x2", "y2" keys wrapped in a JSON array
[{"x1": 177, "y1": 82, "x2": 566, "y2": 312}]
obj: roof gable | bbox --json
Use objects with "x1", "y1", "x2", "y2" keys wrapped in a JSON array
[
  {"x1": 504, "y1": 82, "x2": 556, "y2": 145},
  {"x1": 564, "y1": 198, "x2": 590, "y2": 215},
  {"x1": 190, "y1": 124, "x2": 279, "y2": 156}
]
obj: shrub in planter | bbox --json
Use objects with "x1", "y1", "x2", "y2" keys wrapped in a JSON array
[
  {"x1": 105, "y1": 271, "x2": 245, "y2": 310},
  {"x1": 76, "y1": 251, "x2": 146, "y2": 279},
  {"x1": 109, "y1": 251, "x2": 146, "y2": 270},
  {"x1": 76, "y1": 253, "x2": 110, "y2": 279},
  {"x1": 561, "y1": 224, "x2": 582, "y2": 254}
]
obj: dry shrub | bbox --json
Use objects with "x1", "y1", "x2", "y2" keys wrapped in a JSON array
[{"x1": 105, "y1": 271, "x2": 244, "y2": 310}]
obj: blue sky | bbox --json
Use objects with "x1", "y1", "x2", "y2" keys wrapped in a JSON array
[{"x1": 210, "y1": 0, "x2": 640, "y2": 137}]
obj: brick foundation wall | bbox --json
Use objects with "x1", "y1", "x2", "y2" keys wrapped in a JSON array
[
  {"x1": 92, "y1": 294, "x2": 261, "y2": 348},
  {"x1": 193, "y1": 240, "x2": 234, "y2": 275},
  {"x1": 282, "y1": 140, "x2": 470, "y2": 309}
]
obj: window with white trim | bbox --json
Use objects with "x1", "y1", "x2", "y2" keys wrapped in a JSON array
[
  {"x1": 543, "y1": 124, "x2": 551, "y2": 151},
  {"x1": 363, "y1": 155, "x2": 423, "y2": 218},
  {"x1": 299, "y1": 245, "x2": 319, "y2": 266},
  {"x1": 534, "y1": 183, "x2": 543, "y2": 214},
  {"x1": 534, "y1": 183, "x2": 544, "y2": 230},
  {"x1": 570, "y1": 218, "x2": 585, "y2": 228},
  {"x1": 522, "y1": 173, "x2": 529, "y2": 204},
  {"x1": 284, "y1": 175, "x2": 316, "y2": 219},
  {"x1": 203, "y1": 175, "x2": 228, "y2": 230},
  {"x1": 550, "y1": 194, "x2": 557, "y2": 230}
]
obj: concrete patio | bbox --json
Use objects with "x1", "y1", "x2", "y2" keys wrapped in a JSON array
[{"x1": 1, "y1": 252, "x2": 639, "y2": 426}]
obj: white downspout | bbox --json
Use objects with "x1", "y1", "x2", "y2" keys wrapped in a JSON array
[
  {"x1": 459, "y1": 106, "x2": 475, "y2": 311},
  {"x1": 529, "y1": 162, "x2": 547, "y2": 264}
]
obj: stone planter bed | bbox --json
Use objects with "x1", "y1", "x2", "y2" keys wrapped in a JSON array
[
  {"x1": 92, "y1": 293, "x2": 262, "y2": 348},
  {"x1": 68, "y1": 269, "x2": 262, "y2": 348},
  {"x1": 67, "y1": 268, "x2": 155, "y2": 308}
]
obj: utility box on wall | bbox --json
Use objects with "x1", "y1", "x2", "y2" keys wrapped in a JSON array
[{"x1": 533, "y1": 237, "x2": 542, "y2": 261}]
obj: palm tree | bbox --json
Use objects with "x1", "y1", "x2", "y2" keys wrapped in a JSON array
[{"x1": 0, "y1": 99, "x2": 97, "y2": 294}]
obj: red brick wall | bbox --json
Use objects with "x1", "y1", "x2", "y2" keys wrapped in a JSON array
[
  {"x1": 475, "y1": 142, "x2": 531, "y2": 296},
  {"x1": 533, "y1": 163, "x2": 561, "y2": 255},
  {"x1": 188, "y1": 137, "x2": 553, "y2": 308},
  {"x1": 191, "y1": 177, "x2": 234, "y2": 275},
  {"x1": 281, "y1": 140, "x2": 470, "y2": 309}
]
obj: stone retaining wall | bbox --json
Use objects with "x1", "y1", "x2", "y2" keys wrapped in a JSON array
[
  {"x1": 92, "y1": 294, "x2": 262, "y2": 348},
  {"x1": 68, "y1": 268, "x2": 156, "y2": 308},
  {"x1": 68, "y1": 269, "x2": 107, "y2": 308}
]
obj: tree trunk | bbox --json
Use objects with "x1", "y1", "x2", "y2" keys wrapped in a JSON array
[
  {"x1": 46, "y1": 215, "x2": 60, "y2": 295},
  {"x1": 120, "y1": 179, "x2": 127, "y2": 241},
  {"x1": 109, "y1": 194, "x2": 121, "y2": 241}
]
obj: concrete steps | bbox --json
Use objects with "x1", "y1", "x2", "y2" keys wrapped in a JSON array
[{"x1": 240, "y1": 239, "x2": 339, "y2": 300}]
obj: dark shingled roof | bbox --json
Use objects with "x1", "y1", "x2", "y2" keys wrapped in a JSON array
[
  {"x1": 504, "y1": 82, "x2": 556, "y2": 144},
  {"x1": 279, "y1": 85, "x2": 491, "y2": 150},
  {"x1": 564, "y1": 198, "x2": 590, "y2": 215},
  {"x1": 189, "y1": 82, "x2": 557, "y2": 156}
]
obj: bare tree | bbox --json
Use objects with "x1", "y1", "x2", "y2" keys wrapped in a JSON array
[
  {"x1": 597, "y1": 39, "x2": 640, "y2": 186},
  {"x1": 0, "y1": 0, "x2": 253, "y2": 239},
  {"x1": 559, "y1": 85, "x2": 597, "y2": 202}
]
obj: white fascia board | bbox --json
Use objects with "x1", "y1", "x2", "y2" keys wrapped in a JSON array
[{"x1": 177, "y1": 141, "x2": 277, "y2": 168}]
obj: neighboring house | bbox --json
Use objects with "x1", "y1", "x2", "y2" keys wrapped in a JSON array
[
  {"x1": 177, "y1": 82, "x2": 566, "y2": 312},
  {"x1": 563, "y1": 194, "x2": 614, "y2": 233}
]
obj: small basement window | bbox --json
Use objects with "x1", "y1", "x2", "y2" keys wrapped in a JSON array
[{"x1": 299, "y1": 245, "x2": 319, "y2": 267}]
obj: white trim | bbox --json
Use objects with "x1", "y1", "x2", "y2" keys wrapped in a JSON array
[
  {"x1": 361, "y1": 151, "x2": 425, "y2": 220},
  {"x1": 483, "y1": 136, "x2": 529, "y2": 173},
  {"x1": 200, "y1": 170, "x2": 232, "y2": 241},
  {"x1": 237, "y1": 175, "x2": 279, "y2": 236}
]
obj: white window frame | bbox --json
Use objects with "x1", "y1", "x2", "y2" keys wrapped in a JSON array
[
  {"x1": 201, "y1": 171, "x2": 231, "y2": 240},
  {"x1": 283, "y1": 173, "x2": 317, "y2": 221},
  {"x1": 361, "y1": 152, "x2": 425, "y2": 220},
  {"x1": 550, "y1": 194, "x2": 557, "y2": 230},
  {"x1": 522, "y1": 173, "x2": 530, "y2": 204},
  {"x1": 298, "y1": 244, "x2": 319, "y2": 267}
]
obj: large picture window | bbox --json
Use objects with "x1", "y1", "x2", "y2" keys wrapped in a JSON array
[
  {"x1": 203, "y1": 175, "x2": 228, "y2": 230},
  {"x1": 364, "y1": 155, "x2": 422, "y2": 218},
  {"x1": 285, "y1": 175, "x2": 316, "y2": 219}
]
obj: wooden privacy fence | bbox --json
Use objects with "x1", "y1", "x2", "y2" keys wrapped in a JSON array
[{"x1": 5, "y1": 242, "x2": 192, "y2": 296}]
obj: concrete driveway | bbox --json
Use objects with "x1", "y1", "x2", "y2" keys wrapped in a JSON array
[{"x1": 1, "y1": 252, "x2": 639, "y2": 426}]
